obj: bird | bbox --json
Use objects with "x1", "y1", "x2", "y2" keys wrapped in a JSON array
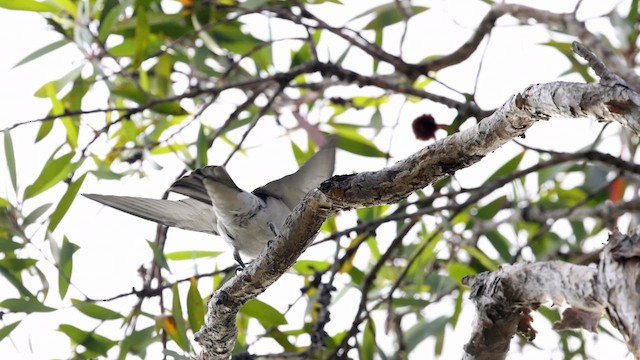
[{"x1": 83, "y1": 142, "x2": 336, "y2": 267}]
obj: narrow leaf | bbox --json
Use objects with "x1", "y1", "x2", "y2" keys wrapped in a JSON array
[
  {"x1": 486, "y1": 150, "x2": 525, "y2": 182},
  {"x1": 99, "y1": 0, "x2": 132, "y2": 42},
  {"x1": 360, "y1": 317, "x2": 376, "y2": 360},
  {"x1": 49, "y1": 172, "x2": 87, "y2": 231},
  {"x1": 332, "y1": 125, "x2": 387, "y2": 157},
  {"x1": 146, "y1": 240, "x2": 170, "y2": 271},
  {"x1": 72, "y1": 299, "x2": 123, "y2": 321},
  {"x1": 0, "y1": 265, "x2": 35, "y2": 298},
  {"x1": 48, "y1": 0, "x2": 77, "y2": 16},
  {"x1": 240, "y1": 299, "x2": 287, "y2": 327},
  {"x1": 58, "y1": 324, "x2": 117, "y2": 356},
  {"x1": 196, "y1": 124, "x2": 209, "y2": 168},
  {"x1": 168, "y1": 284, "x2": 190, "y2": 351},
  {"x1": 58, "y1": 237, "x2": 79, "y2": 299},
  {"x1": 3, "y1": 129, "x2": 17, "y2": 191},
  {"x1": 24, "y1": 151, "x2": 76, "y2": 199},
  {"x1": 164, "y1": 250, "x2": 221, "y2": 261},
  {"x1": 13, "y1": 39, "x2": 68, "y2": 68},
  {"x1": 0, "y1": 238, "x2": 24, "y2": 252},
  {"x1": 35, "y1": 120, "x2": 54, "y2": 143},
  {"x1": 0, "y1": 321, "x2": 20, "y2": 342},
  {"x1": 0, "y1": 258, "x2": 38, "y2": 271},
  {"x1": 34, "y1": 65, "x2": 83, "y2": 98},
  {"x1": 0, "y1": 298, "x2": 55, "y2": 313},
  {"x1": 462, "y1": 245, "x2": 498, "y2": 271},
  {"x1": 404, "y1": 316, "x2": 449, "y2": 352},
  {"x1": 118, "y1": 326, "x2": 156, "y2": 360},
  {"x1": 186, "y1": 277, "x2": 205, "y2": 332},
  {"x1": 23, "y1": 203, "x2": 52, "y2": 226},
  {"x1": 44, "y1": 82, "x2": 78, "y2": 148},
  {"x1": 0, "y1": 0, "x2": 59, "y2": 12}
]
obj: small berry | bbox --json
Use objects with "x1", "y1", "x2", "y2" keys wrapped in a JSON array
[{"x1": 412, "y1": 114, "x2": 437, "y2": 140}]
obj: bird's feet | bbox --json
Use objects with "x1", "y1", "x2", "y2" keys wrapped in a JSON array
[
  {"x1": 269, "y1": 223, "x2": 278, "y2": 237},
  {"x1": 234, "y1": 249, "x2": 246, "y2": 273}
]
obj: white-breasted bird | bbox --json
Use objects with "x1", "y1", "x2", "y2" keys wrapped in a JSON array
[{"x1": 83, "y1": 143, "x2": 335, "y2": 266}]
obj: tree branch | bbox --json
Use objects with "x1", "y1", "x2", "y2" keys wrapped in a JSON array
[{"x1": 462, "y1": 229, "x2": 640, "y2": 360}]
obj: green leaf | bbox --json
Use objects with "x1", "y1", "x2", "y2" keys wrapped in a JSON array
[
  {"x1": 44, "y1": 82, "x2": 79, "y2": 148},
  {"x1": 4, "y1": 129, "x2": 17, "y2": 191},
  {"x1": 540, "y1": 41, "x2": 595, "y2": 83},
  {"x1": 462, "y1": 246, "x2": 498, "y2": 271},
  {"x1": 0, "y1": 238, "x2": 24, "y2": 252},
  {"x1": 23, "y1": 203, "x2": 52, "y2": 226},
  {"x1": 164, "y1": 250, "x2": 222, "y2": 261},
  {"x1": 118, "y1": 326, "x2": 157, "y2": 360},
  {"x1": 48, "y1": 0, "x2": 76, "y2": 16},
  {"x1": 24, "y1": 151, "x2": 78, "y2": 200},
  {"x1": 0, "y1": 0, "x2": 60, "y2": 12},
  {"x1": 483, "y1": 229, "x2": 512, "y2": 261},
  {"x1": 58, "y1": 237, "x2": 79, "y2": 299},
  {"x1": 58, "y1": 324, "x2": 117, "y2": 356},
  {"x1": 34, "y1": 266, "x2": 50, "y2": 300},
  {"x1": 98, "y1": 0, "x2": 132, "y2": 42},
  {"x1": 0, "y1": 258, "x2": 38, "y2": 271},
  {"x1": 49, "y1": 173, "x2": 87, "y2": 232},
  {"x1": 72, "y1": 299, "x2": 123, "y2": 321},
  {"x1": 370, "y1": 108, "x2": 383, "y2": 135},
  {"x1": 35, "y1": 120, "x2": 54, "y2": 143},
  {"x1": 475, "y1": 196, "x2": 506, "y2": 220},
  {"x1": 240, "y1": 299, "x2": 287, "y2": 327},
  {"x1": 570, "y1": 220, "x2": 588, "y2": 243},
  {"x1": 448, "y1": 262, "x2": 476, "y2": 285},
  {"x1": 0, "y1": 321, "x2": 20, "y2": 342},
  {"x1": 146, "y1": 240, "x2": 170, "y2": 271},
  {"x1": 111, "y1": 82, "x2": 187, "y2": 115},
  {"x1": 451, "y1": 288, "x2": 464, "y2": 328},
  {"x1": 292, "y1": 260, "x2": 331, "y2": 275},
  {"x1": 13, "y1": 39, "x2": 68, "y2": 68},
  {"x1": 0, "y1": 197, "x2": 9, "y2": 207},
  {"x1": 350, "y1": 4, "x2": 429, "y2": 30},
  {"x1": 133, "y1": 2, "x2": 150, "y2": 67},
  {"x1": 332, "y1": 125, "x2": 387, "y2": 157},
  {"x1": 0, "y1": 265, "x2": 35, "y2": 298},
  {"x1": 389, "y1": 297, "x2": 431, "y2": 309},
  {"x1": 360, "y1": 317, "x2": 376, "y2": 360},
  {"x1": 196, "y1": 124, "x2": 209, "y2": 168},
  {"x1": 167, "y1": 284, "x2": 190, "y2": 351},
  {"x1": 186, "y1": 277, "x2": 205, "y2": 332},
  {"x1": 0, "y1": 298, "x2": 55, "y2": 313},
  {"x1": 486, "y1": 150, "x2": 525, "y2": 182},
  {"x1": 34, "y1": 65, "x2": 83, "y2": 98},
  {"x1": 405, "y1": 316, "x2": 449, "y2": 352}
]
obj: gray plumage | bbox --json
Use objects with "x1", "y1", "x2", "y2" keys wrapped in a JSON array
[{"x1": 83, "y1": 143, "x2": 335, "y2": 263}]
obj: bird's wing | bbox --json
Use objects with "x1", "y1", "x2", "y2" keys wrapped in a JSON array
[
  {"x1": 170, "y1": 166, "x2": 241, "y2": 205},
  {"x1": 82, "y1": 194, "x2": 219, "y2": 235},
  {"x1": 255, "y1": 141, "x2": 336, "y2": 209}
]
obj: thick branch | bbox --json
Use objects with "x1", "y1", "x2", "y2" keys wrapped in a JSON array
[
  {"x1": 462, "y1": 230, "x2": 640, "y2": 360},
  {"x1": 321, "y1": 79, "x2": 640, "y2": 208},
  {"x1": 461, "y1": 261, "x2": 602, "y2": 360}
]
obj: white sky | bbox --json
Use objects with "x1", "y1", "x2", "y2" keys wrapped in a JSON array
[{"x1": 0, "y1": 0, "x2": 635, "y2": 359}]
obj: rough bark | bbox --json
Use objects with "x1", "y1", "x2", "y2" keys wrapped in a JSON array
[
  {"x1": 195, "y1": 43, "x2": 640, "y2": 360},
  {"x1": 462, "y1": 230, "x2": 640, "y2": 360}
]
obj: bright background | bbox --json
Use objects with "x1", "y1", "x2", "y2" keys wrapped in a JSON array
[{"x1": 0, "y1": 0, "x2": 634, "y2": 359}]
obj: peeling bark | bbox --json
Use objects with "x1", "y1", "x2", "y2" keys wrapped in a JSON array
[{"x1": 462, "y1": 230, "x2": 640, "y2": 360}]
